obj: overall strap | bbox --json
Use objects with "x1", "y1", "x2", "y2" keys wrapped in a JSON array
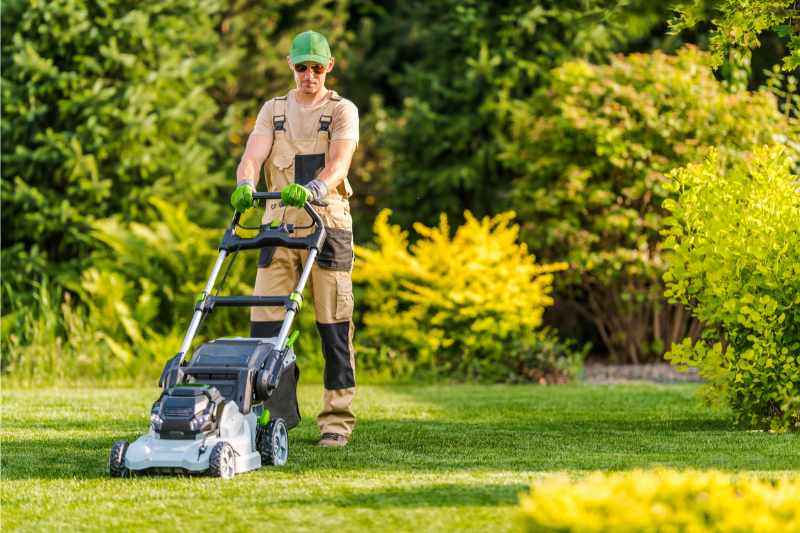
[
  {"x1": 314, "y1": 92, "x2": 342, "y2": 152},
  {"x1": 317, "y1": 92, "x2": 342, "y2": 134},
  {"x1": 272, "y1": 95, "x2": 288, "y2": 133}
]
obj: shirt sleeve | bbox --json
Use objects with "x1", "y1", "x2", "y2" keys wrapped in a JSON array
[
  {"x1": 251, "y1": 100, "x2": 274, "y2": 135},
  {"x1": 331, "y1": 100, "x2": 359, "y2": 144}
]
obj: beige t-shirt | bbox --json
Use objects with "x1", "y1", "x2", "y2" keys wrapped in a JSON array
[{"x1": 251, "y1": 89, "x2": 359, "y2": 144}]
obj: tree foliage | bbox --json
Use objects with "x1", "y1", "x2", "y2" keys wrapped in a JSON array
[
  {"x1": 4, "y1": 1, "x2": 799, "y2": 382},
  {"x1": 345, "y1": 0, "x2": 673, "y2": 230},
  {"x1": 1, "y1": 0, "x2": 234, "y2": 310},
  {"x1": 671, "y1": 0, "x2": 800, "y2": 71}
]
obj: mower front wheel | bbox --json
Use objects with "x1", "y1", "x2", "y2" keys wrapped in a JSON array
[
  {"x1": 209, "y1": 441, "x2": 236, "y2": 479},
  {"x1": 109, "y1": 440, "x2": 130, "y2": 478}
]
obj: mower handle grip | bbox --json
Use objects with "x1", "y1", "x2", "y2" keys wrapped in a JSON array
[
  {"x1": 252, "y1": 192, "x2": 324, "y2": 227},
  {"x1": 252, "y1": 191, "x2": 281, "y2": 201},
  {"x1": 252, "y1": 191, "x2": 327, "y2": 207}
]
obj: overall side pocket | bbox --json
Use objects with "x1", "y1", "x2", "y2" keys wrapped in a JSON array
[{"x1": 334, "y1": 274, "x2": 354, "y2": 321}]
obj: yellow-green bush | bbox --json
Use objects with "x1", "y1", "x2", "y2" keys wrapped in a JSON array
[
  {"x1": 353, "y1": 209, "x2": 575, "y2": 381},
  {"x1": 662, "y1": 145, "x2": 800, "y2": 431},
  {"x1": 519, "y1": 469, "x2": 800, "y2": 532}
]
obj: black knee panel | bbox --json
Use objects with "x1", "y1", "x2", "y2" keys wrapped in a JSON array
[
  {"x1": 316, "y1": 322, "x2": 355, "y2": 389},
  {"x1": 251, "y1": 320, "x2": 283, "y2": 338}
]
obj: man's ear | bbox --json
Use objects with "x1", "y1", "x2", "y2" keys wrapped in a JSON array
[
  {"x1": 286, "y1": 56, "x2": 294, "y2": 71},
  {"x1": 327, "y1": 57, "x2": 335, "y2": 73}
]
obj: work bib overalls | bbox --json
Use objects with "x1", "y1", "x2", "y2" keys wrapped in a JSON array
[{"x1": 251, "y1": 92, "x2": 356, "y2": 437}]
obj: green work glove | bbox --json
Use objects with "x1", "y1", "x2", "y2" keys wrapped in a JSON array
[
  {"x1": 230, "y1": 183, "x2": 254, "y2": 213},
  {"x1": 280, "y1": 183, "x2": 312, "y2": 207},
  {"x1": 281, "y1": 179, "x2": 328, "y2": 208}
]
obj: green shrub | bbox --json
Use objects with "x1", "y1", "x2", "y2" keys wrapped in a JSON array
[
  {"x1": 353, "y1": 209, "x2": 579, "y2": 381},
  {"x1": 1, "y1": 282, "x2": 172, "y2": 385},
  {"x1": 1, "y1": 0, "x2": 233, "y2": 312},
  {"x1": 504, "y1": 46, "x2": 796, "y2": 362},
  {"x1": 663, "y1": 145, "x2": 800, "y2": 431},
  {"x1": 3, "y1": 199, "x2": 246, "y2": 382},
  {"x1": 0, "y1": 1, "x2": 353, "y2": 382},
  {"x1": 519, "y1": 468, "x2": 800, "y2": 532},
  {"x1": 86, "y1": 198, "x2": 253, "y2": 334}
]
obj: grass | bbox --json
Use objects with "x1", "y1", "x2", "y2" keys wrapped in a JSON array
[{"x1": 2, "y1": 383, "x2": 798, "y2": 532}]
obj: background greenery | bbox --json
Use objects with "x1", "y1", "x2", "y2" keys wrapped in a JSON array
[
  {"x1": 505, "y1": 45, "x2": 795, "y2": 363},
  {"x1": 2, "y1": 0, "x2": 798, "y2": 427}
]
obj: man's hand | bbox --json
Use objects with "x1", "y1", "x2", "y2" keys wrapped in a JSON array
[
  {"x1": 230, "y1": 183, "x2": 255, "y2": 213},
  {"x1": 281, "y1": 179, "x2": 328, "y2": 207},
  {"x1": 281, "y1": 183, "x2": 311, "y2": 207}
]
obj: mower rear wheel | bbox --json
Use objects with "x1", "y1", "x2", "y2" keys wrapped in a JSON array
[
  {"x1": 209, "y1": 441, "x2": 236, "y2": 479},
  {"x1": 109, "y1": 440, "x2": 130, "y2": 478},
  {"x1": 258, "y1": 418, "x2": 288, "y2": 466}
]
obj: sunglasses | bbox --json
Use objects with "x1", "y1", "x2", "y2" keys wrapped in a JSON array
[{"x1": 293, "y1": 63, "x2": 327, "y2": 74}]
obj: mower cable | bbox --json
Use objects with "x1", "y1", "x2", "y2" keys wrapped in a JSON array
[{"x1": 214, "y1": 250, "x2": 239, "y2": 298}]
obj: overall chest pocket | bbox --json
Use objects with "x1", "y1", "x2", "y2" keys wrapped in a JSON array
[
  {"x1": 294, "y1": 153, "x2": 325, "y2": 186},
  {"x1": 267, "y1": 143, "x2": 294, "y2": 190}
]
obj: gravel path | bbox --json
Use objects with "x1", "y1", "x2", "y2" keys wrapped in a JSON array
[{"x1": 582, "y1": 363, "x2": 703, "y2": 384}]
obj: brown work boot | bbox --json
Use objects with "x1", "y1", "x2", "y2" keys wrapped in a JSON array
[{"x1": 317, "y1": 432, "x2": 348, "y2": 447}]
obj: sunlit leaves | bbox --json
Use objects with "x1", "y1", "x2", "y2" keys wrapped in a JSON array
[
  {"x1": 663, "y1": 145, "x2": 800, "y2": 431},
  {"x1": 353, "y1": 209, "x2": 572, "y2": 380}
]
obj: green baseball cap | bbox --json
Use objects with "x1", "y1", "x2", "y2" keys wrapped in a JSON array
[{"x1": 290, "y1": 30, "x2": 331, "y2": 65}]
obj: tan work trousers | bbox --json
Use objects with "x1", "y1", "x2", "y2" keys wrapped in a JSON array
[{"x1": 251, "y1": 200, "x2": 356, "y2": 437}]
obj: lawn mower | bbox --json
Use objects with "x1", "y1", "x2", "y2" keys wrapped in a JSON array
[{"x1": 108, "y1": 192, "x2": 325, "y2": 478}]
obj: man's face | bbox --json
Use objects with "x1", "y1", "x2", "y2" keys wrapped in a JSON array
[{"x1": 289, "y1": 58, "x2": 334, "y2": 94}]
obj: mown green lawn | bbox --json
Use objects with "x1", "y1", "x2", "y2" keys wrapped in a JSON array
[{"x1": 2, "y1": 384, "x2": 798, "y2": 532}]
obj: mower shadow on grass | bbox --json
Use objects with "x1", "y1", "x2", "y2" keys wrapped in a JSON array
[
  {"x1": 280, "y1": 482, "x2": 528, "y2": 509},
  {"x1": 1, "y1": 435, "x2": 137, "y2": 480}
]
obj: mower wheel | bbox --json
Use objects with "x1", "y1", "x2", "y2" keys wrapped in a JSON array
[
  {"x1": 209, "y1": 441, "x2": 236, "y2": 479},
  {"x1": 258, "y1": 418, "x2": 288, "y2": 466},
  {"x1": 109, "y1": 440, "x2": 130, "y2": 478}
]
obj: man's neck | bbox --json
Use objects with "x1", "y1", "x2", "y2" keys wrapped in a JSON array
[{"x1": 293, "y1": 87, "x2": 330, "y2": 107}]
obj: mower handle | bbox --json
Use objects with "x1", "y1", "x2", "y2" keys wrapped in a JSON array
[
  {"x1": 221, "y1": 192, "x2": 326, "y2": 253},
  {"x1": 175, "y1": 192, "x2": 325, "y2": 364}
]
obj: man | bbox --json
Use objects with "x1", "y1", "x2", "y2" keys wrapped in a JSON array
[{"x1": 230, "y1": 30, "x2": 359, "y2": 447}]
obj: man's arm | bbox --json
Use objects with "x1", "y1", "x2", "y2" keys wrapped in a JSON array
[
  {"x1": 316, "y1": 139, "x2": 357, "y2": 192},
  {"x1": 236, "y1": 130, "x2": 274, "y2": 188}
]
